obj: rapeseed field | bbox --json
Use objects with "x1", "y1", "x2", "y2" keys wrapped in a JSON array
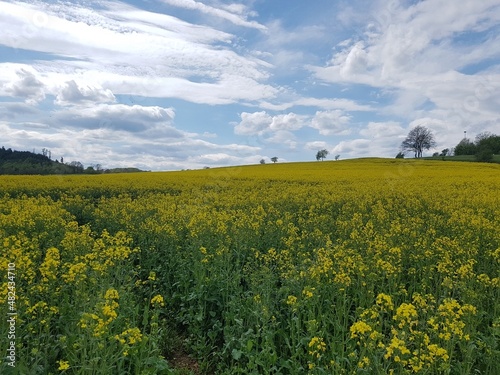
[{"x1": 1, "y1": 159, "x2": 499, "y2": 374}]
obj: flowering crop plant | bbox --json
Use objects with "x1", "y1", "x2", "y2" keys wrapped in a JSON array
[{"x1": 0, "y1": 158, "x2": 499, "y2": 374}]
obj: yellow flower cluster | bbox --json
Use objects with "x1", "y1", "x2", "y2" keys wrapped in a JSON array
[
  {"x1": 350, "y1": 294, "x2": 480, "y2": 372},
  {"x1": 308, "y1": 336, "x2": 327, "y2": 358},
  {"x1": 114, "y1": 327, "x2": 143, "y2": 345},
  {"x1": 150, "y1": 294, "x2": 165, "y2": 307},
  {"x1": 79, "y1": 288, "x2": 121, "y2": 337},
  {"x1": 57, "y1": 360, "x2": 70, "y2": 370}
]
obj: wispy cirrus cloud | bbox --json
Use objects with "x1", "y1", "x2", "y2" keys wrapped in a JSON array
[
  {"x1": 159, "y1": 0, "x2": 266, "y2": 30},
  {"x1": 0, "y1": 0, "x2": 275, "y2": 106}
]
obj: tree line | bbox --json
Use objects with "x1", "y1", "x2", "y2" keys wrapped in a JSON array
[
  {"x1": 0, "y1": 147, "x2": 145, "y2": 175},
  {"x1": 453, "y1": 132, "x2": 500, "y2": 162},
  {"x1": 398, "y1": 126, "x2": 499, "y2": 162}
]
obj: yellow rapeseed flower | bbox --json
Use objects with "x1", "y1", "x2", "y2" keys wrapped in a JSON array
[
  {"x1": 57, "y1": 360, "x2": 70, "y2": 370},
  {"x1": 151, "y1": 294, "x2": 165, "y2": 307}
]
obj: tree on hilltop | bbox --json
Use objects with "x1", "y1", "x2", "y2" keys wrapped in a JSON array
[
  {"x1": 400, "y1": 125, "x2": 436, "y2": 158},
  {"x1": 316, "y1": 149, "x2": 329, "y2": 161}
]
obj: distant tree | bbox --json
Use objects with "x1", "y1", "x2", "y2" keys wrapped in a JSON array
[
  {"x1": 68, "y1": 161, "x2": 84, "y2": 173},
  {"x1": 271, "y1": 156, "x2": 278, "y2": 163},
  {"x1": 395, "y1": 151, "x2": 405, "y2": 159},
  {"x1": 400, "y1": 125, "x2": 436, "y2": 158},
  {"x1": 475, "y1": 132, "x2": 493, "y2": 143},
  {"x1": 316, "y1": 149, "x2": 329, "y2": 161},
  {"x1": 432, "y1": 152, "x2": 440, "y2": 157},
  {"x1": 454, "y1": 138, "x2": 477, "y2": 156},
  {"x1": 475, "y1": 133, "x2": 500, "y2": 154},
  {"x1": 260, "y1": 159, "x2": 266, "y2": 164},
  {"x1": 439, "y1": 148, "x2": 450, "y2": 160},
  {"x1": 335, "y1": 154, "x2": 340, "y2": 161}
]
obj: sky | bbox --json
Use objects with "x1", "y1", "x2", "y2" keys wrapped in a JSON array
[{"x1": 0, "y1": 0, "x2": 499, "y2": 170}]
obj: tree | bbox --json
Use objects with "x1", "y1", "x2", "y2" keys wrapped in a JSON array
[
  {"x1": 271, "y1": 156, "x2": 278, "y2": 163},
  {"x1": 400, "y1": 125, "x2": 436, "y2": 158},
  {"x1": 454, "y1": 138, "x2": 476, "y2": 156},
  {"x1": 395, "y1": 152, "x2": 405, "y2": 159},
  {"x1": 316, "y1": 149, "x2": 329, "y2": 161},
  {"x1": 68, "y1": 161, "x2": 84, "y2": 173},
  {"x1": 440, "y1": 148, "x2": 449, "y2": 157},
  {"x1": 335, "y1": 154, "x2": 340, "y2": 161},
  {"x1": 439, "y1": 148, "x2": 450, "y2": 160},
  {"x1": 260, "y1": 159, "x2": 266, "y2": 164},
  {"x1": 475, "y1": 133, "x2": 500, "y2": 154}
]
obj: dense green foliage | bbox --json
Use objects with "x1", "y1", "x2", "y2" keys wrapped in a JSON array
[
  {"x1": 0, "y1": 147, "x2": 146, "y2": 175},
  {"x1": 454, "y1": 133, "x2": 500, "y2": 162}
]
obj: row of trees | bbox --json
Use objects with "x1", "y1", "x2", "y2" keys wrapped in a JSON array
[
  {"x1": 398, "y1": 127, "x2": 499, "y2": 162},
  {"x1": 260, "y1": 151, "x2": 341, "y2": 164},
  {"x1": 454, "y1": 132, "x2": 500, "y2": 161},
  {"x1": 0, "y1": 147, "x2": 145, "y2": 175}
]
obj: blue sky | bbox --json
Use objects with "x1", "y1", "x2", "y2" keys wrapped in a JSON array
[{"x1": 0, "y1": 0, "x2": 499, "y2": 170}]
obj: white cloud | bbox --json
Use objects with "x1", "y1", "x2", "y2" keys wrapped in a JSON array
[
  {"x1": 305, "y1": 141, "x2": 329, "y2": 150},
  {"x1": 234, "y1": 111, "x2": 272, "y2": 135},
  {"x1": 310, "y1": 110, "x2": 351, "y2": 136},
  {"x1": 269, "y1": 113, "x2": 305, "y2": 132},
  {"x1": 56, "y1": 80, "x2": 116, "y2": 105},
  {"x1": 313, "y1": 0, "x2": 500, "y2": 88},
  {"x1": 0, "y1": 0, "x2": 275, "y2": 106},
  {"x1": 234, "y1": 111, "x2": 307, "y2": 136},
  {"x1": 359, "y1": 121, "x2": 404, "y2": 138},
  {"x1": 340, "y1": 42, "x2": 369, "y2": 77},
  {"x1": 265, "y1": 130, "x2": 297, "y2": 149},
  {"x1": 160, "y1": 0, "x2": 266, "y2": 30},
  {"x1": 235, "y1": 110, "x2": 354, "y2": 141},
  {"x1": 261, "y1": 97, "x2": 373, "y2": 112},
  {"x1": 53, "y1": 104, "x2": 176, "y2": 134},
  {"x1": 4, "y1": 68, "x2": 45, "y2": 104},
  {"x1": 332, "y1": 139, "x2": 372, "y2": 155}
]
